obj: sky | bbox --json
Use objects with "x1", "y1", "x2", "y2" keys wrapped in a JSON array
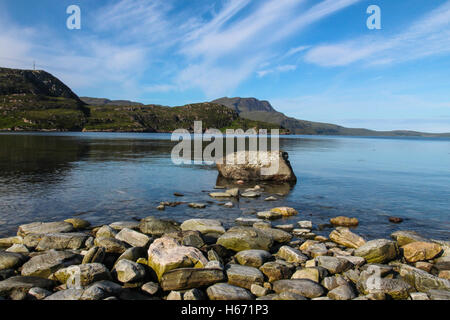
[{"x1": 0, "y1": 0, "x2": 450, "y2": 133}]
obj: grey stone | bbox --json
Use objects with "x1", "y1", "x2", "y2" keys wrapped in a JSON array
[
  {"x1": 0, "y1": 276, "x2": 56, "y2": 299},
  {"x1": 390, "y1": 230, "x2": 427, "y2": 246},
  {"x1": 109, "y1": 221, "x2": 140, "y2": 231},
  {"x1": 272, "y1": 279, "x2": 325, "y2": 298},
  {"x1": 28, "y1": 287, "x2": 52, "y2": 300},
  {"x1": 82, "y1": 246, "x2": 106, "y2": 264},
  {"x1": 81, "y1": 280, "x2": 123, "y2": 300},
  {"x1": 141, "y1": 282, "x2": 160, "y2": 295},
  {"x1": 94, "y1": 237, "x2": 130, "y2": 254},
  {"x1": 45, "y1": 289, "x2": 84, "y2": 300},
  {"x1": 260, "y1": 261, "x2": 294, "y2": 282},
  {"x1": 95, "y1": 225, "x2": 118, "y2": 238},
  {"x1": 160, "y1": 268, "x2": 225, "y2": 291},
  {"x1": 0, "y1": 252, "x2": 27, "y2": 270},
  {"x1": 183, "y1": 288, "x2": 206, "y2": 300},
  {"x1": 206, "y1": 283, "x2": 254, "y2": 300},
  {"x1": 354, "y1": 239, "x2": 399, "y2": 264},
  {"x1": 115, "y1": 228, "x2": 151, "y2": 248},
  {"x1": 277, "y1": 246, "x2": 308, "y2": 264},
  {"x1": 327, "y1": 283, "x2": 357, "y2": 300},
  {"x1": 316, "y1": 256, "x2": 353, "y2": 274},
  {"x1": 139, "y1": 216, "x2": 180, "y2": 236},
  {"x1": 18, "y1": 221, "x2": 74, "y2": 237},
  {"x1": 114, "y1": 259, "x2": 147, "y2": 283},
  {"x1": 235, "y1": 250, "x2": 272, "y2": 268},
  {"x1": 21, "y1": 250, "x2": 82, "y2": 278},
  {"x1": 398, "y1": 263, "x2": 450, "y2": 292},
  {"x1": 36, "y1": 232, "x2": 89, "y2": 251},
  {"x1": 226, "y1": 264, "x2": 264, "y2": 289},
  {"x1": 53, "y1": 263, "x2": 111, "y2": 288},
  {"x1": 217, "y1": 227, "x2": 273, "y2": 252}
]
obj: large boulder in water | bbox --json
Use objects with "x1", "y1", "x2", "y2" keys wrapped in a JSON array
[{"x1": 216, "y1": 151, "x2": 296, "y2": 182}]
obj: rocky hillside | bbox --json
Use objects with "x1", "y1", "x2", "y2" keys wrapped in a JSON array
[
  {"x1": 212, "y1": 97, "x2": 449, "y2": 137},
  {"x1": 80, "y1": 97, "x2": 143, "y2": 106},
  {"x1": 0, "y1": 67, "x2": 283, "y2": 133}
]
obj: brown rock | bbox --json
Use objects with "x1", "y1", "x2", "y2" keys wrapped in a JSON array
[{"x1": 402, "y1": 242, "x2": 442, "y2": 263}]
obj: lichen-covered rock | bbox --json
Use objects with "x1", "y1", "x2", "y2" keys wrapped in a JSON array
[
  {"x1": 160, "y1": 268, "x2": 225, "y2": 291},
  {"x1": 64, "y1": 218, "x2": 91, "y2": 230},
  {"x1": 21, "y1": 250, "x2": 82, "y2": 278},
  {"x1": 95, "y1": 225, "x2": 118, "y2": 238},
  {"x1": 329, "y1": 227, "x2": 366, "y2": 249},
  {"x1": 82, "y1": 246, "x2": 106, "y2": 264},
  {"x1": 401, "y1": 242, "x2": 442, "y2": 263},
  {"x1": 217, "y1": 227, "x2": 273, "y2": 252},
  {"x1": 357, "y1": 271, "x2": 414, "y2": 300},
  {"x1": 147, "y1": 236, "x2": 208, "y2": 280},
  {"x1": 206, "y1": 283, "x2": 254, "y2": 300},
  {"x1": 216, "y1": 151, "x2": 297, "y2": 182},
  {"x1": 316, "y1": 256, "x2": 353, "y2": 274},
  {"x1": 354, "y1": 239, "x2": 398, "y2": 264},
  {"x1": 398, "y1": 264, "x2": 450, "y2": 292},
  {"x1": 391, "y1": 230, "x2": 427, "y2": 246},
  {"x1": 254, "y1": 226, "x2": 292, "y2": 244},
  {"x1": 0, "y1": 252, "x2": 28, "y2": 270}
]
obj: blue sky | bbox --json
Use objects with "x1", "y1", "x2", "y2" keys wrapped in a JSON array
[{"x1": 1, "y1": 0, "x2": 450, "y2": 132}]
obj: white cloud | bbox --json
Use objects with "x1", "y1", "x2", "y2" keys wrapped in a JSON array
[
  {"x1": 257, "y1": 64, "x2": 297, "y2": 78},
  {"x1": 304, "y1": 1, "x2": 450, "y2": 67}
]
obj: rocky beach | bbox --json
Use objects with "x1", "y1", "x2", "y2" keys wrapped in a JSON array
[{"x1": 0, "y1": 151, "x2": 449, "y2": 301}]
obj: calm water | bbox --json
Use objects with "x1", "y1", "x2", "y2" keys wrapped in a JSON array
[{"x1": 0, "y1": 132, "x2": 449, "y2": 241}]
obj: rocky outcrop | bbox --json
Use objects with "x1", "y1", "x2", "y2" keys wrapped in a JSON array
[{"x1": 216, "y1": 151, "x2": 297, "y2": 182}]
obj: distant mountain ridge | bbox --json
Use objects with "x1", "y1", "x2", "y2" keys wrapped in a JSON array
[
  {"x1": 212, "y1": 97, "x2": 450, "y2": 137},
  {"x1": 80, "y1": 97, "x2": 143, "y2": 106}
]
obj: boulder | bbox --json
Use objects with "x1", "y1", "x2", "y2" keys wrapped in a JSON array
[
  {"x1": 115, "y1": 228, "x2": 151, "y2": 248},
  {"x1": 291, "y1": 268, "x2": 325, "y2": 283},
  {"x1": 401, "y1": 242, "x2": 442, "y2": 263},
  {"x1": 180, "y1": 219, "x2": 225, "y2": 235},
  {"x1": 272, "y1": 279, "x2": 325, "y2": 298},
  {"x1": 217, "y1": 227, "x2": 273, "y2": 252},
  {"x1": 398, "y1": 264, "x2": 450, "y2": 292},
  {"x1": 216, "y1": 151, "x2": 297, "y2": 182},
  {"x1": 391, "y1": 230, "x2": 427, "y2": 246},
  {"x1": 206, "y1": 283, "x2": 254, "y2": 300},
  {"x1": 357, "y1": 272, "x2": 413, "y2": 300},
  {"x1": 0, "y1": 252, "x2": 28, "y2": 270},
  {"x1": 94, "y1": 237, "x2": 130, "y2": 254},
  {"x1": 0, "y1": 276, "x2": 56, "y2": 299},
  {"x1": 141, "y1": 282, "x2": 160, "y2": 295},
  {"x1": 45, "y1": 289, "x2": 84, "y2": 300},
  {"x1": 17, "y1": 221, "x2": 74, "y2": 237},
  {"x1": 354, "y1": 239, "x2": 399, "y2": 264},
  {"x1": 277, "y1": 246, "x2": 308, "y2": 264},
  {"x1": 36, "y1": 233, "x2": 89, "y2": 251},
  {"x1": 0, "y1": 236, "x2": 23, "y2": 247},
  {"x1": 95, "y1": 225, "x2": 118, "y2": 238},
  {"x1": 64, "y1": 218, "x2": 91, "y2": 230},
  {"x1": 329, "y1": 227, "x2": 366, "y2": 249},
  {"x1": 21, "y1": 250, "x2": 82, "y2": 278},
  {"x1": 147, "y1": 236, "x2": 208, "y2": 280},
  {"x1": 28, "y1": 287, "x2": 52, "y2": 300},
  {"x1": 260, "y1": 261, "x2": 294, "y2": 282},
  {"x1": 160, "y1": 268, "x2": 225, "y2": 291},
  {"x1": 235, "y1": 250, "x2": 272, "y2": 268},
  {"x1": 327, "y1": 283, "x2": 357, "y2": 300},
  {"x1": 109, "y1": 221, "x2": 140, "y2": 231},
  {"x1": 53, "y1": 263, "x2": 111, "y2": 288},
  {"x1": 250, "y1": 284, "x2": 269, "y2": 297},
  {"x1": 316, "y1": 256, "x2": 353, "y2": 274},
  {"x1": 254, "y1": 226, "x2": 292, "y2": 244},
  {"x1": 226, "y1": 264, "x2": 264, "y2": 289},
  {"x1": 6, "y1": 244, "x2": 30, "y2": 254},
  {"x1": 139, "y1": 216, "x2": 180, "y2": 236},
  {"x1": 165, "y1": 230, "x2": 205, "y2": 248},
  {"x1": 330, "y1": 216, "x2": 359, "y2": 227},
  {"x1": 81, "y1": 280, "x2": 123, "y2": 300},
  {"x1": 114, "y1": 260, "x2": 147, "y2": 283}
]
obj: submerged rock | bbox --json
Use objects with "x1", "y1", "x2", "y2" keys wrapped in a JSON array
[{"x1": 330, "y1": 216, "x2": 359, "y2": 227}]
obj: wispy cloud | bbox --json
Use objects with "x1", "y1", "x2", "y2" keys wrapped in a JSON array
[
  {"x1": 257, "y1": 64, "x2": 297, "y2": 78},
  {"x1": 304, "y1": 1, "x2": 450, "y2": 67}
]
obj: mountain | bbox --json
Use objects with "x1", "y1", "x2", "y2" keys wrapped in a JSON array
[
  {"x1": 80, "y1": 97, "x2": 143, "y2": 106},
  {"x1": 212, "y1": 97, "x2": 450, "y2": 137},
  {"x1": 0, "y1": 67, "x2": 282, "y2": 133}
]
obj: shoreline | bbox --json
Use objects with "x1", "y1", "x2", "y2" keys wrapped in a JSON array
[{"x1": 1, "y1": 185, "x2": 449, "y2": 301}]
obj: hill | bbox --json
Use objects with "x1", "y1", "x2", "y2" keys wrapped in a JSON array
[
  {"x1": 0, "y1": 67, "x2": 283, "y2": 133},
  {"x1": 212, "y1": 97, "x2": 450, "y2": 137},
  {"x1": 80, "y1": 97, "x2": 143, "y2": 106}
]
